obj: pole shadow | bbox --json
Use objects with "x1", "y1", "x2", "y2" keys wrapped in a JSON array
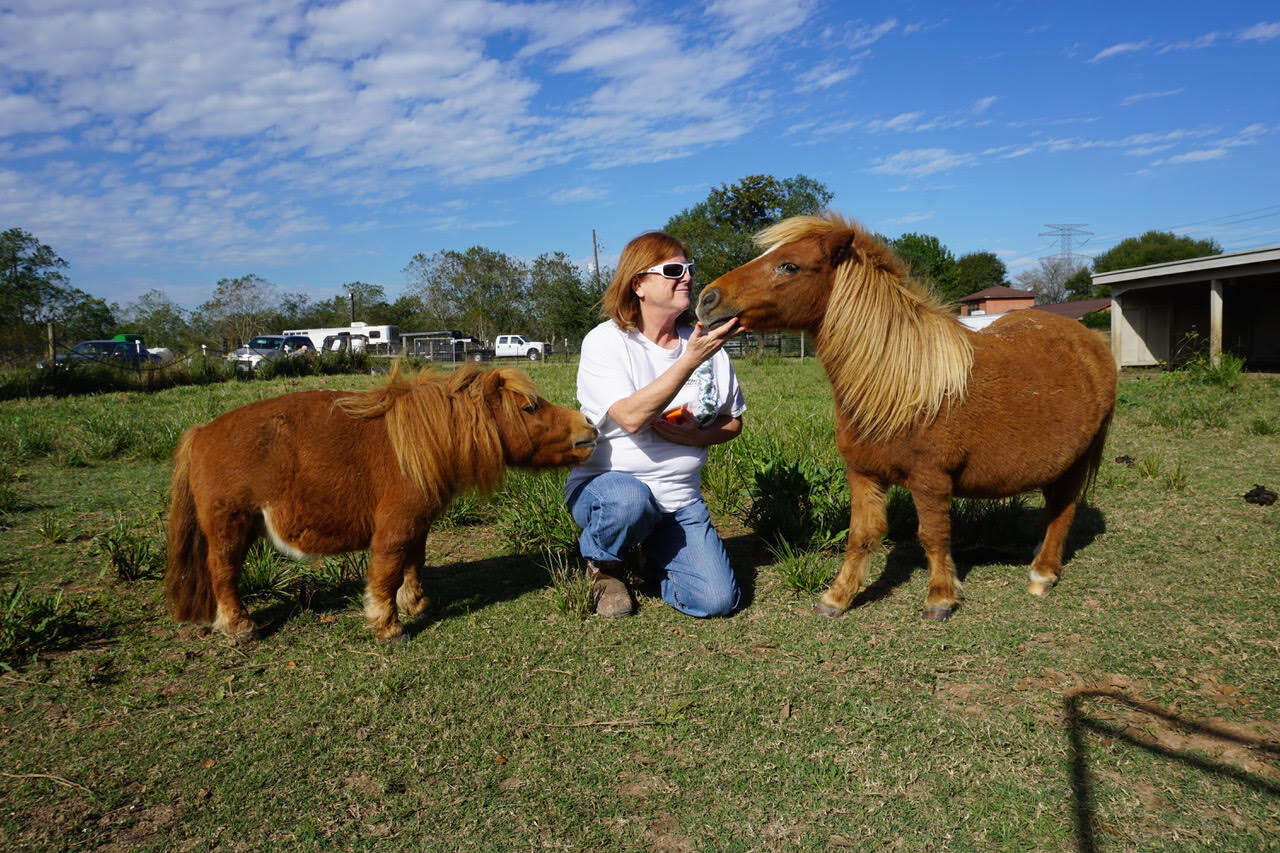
[{"x1": 1064, "y1": 688, "x2": 1280, "y2": 852}]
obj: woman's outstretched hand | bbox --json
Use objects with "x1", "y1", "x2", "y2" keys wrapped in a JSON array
[{"x1": 681, "y1": 318, "x2": 740, "y2": 368}]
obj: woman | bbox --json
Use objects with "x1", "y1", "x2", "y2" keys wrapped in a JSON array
[{"x1": 566, "y1": 231, "x2": 744, "y2": 618}]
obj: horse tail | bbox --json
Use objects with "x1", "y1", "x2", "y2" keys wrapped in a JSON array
[
  {"x1": 1078, "y1": 412, "x2": 1112, "y2": 502},
  {"x1": 165, "y1": 428, "x2": 215, "y2": 623}
]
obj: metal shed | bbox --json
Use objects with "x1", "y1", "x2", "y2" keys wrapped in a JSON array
[{"x1": 1093, "y1": 246, "x2": 1280, "y2": 368}]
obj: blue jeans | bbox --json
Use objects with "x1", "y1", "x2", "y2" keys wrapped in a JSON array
[{"x1": 567, "y1": 472, "x2": 740, "y2": 618}]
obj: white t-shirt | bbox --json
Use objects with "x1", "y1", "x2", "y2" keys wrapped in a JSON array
[{"x1": 565, "y1": 320, "x2": 747, "y2": 512}]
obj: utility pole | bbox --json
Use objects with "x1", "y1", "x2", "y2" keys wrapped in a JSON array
[
  {"x1": 349, "y1": 292, "x2": 356, "y2": 324},
  {"x1": 592, "y1": 229, "x2": 602, "y2": 289}
]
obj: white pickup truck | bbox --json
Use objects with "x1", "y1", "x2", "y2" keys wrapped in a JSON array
[{"x1": 493, "y1": 334, "x2": 552, "y2": 360}]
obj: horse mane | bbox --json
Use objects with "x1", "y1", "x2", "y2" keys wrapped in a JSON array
[
  {"x1": 335, "y1": 365, "x2": 538, "y2": 506},
  {"x1": 756, "y1": 213, "x2": 974, "y2": 441}
]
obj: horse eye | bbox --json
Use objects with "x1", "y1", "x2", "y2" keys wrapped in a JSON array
[
  {"x1": 776, "y1": 262, "x2": 799, "y2": 274},
  {"x1": 522, "y1": 402, "x2": 540, "y2": 414}
]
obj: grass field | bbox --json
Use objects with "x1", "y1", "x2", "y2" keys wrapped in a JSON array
[{"x1": 1, "y1": 357, "x2": 1277, "y2": 849}]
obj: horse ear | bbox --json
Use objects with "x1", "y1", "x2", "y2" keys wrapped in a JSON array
[
  {"x1": 480, "y1": 368, "x2": 506, "y2": 400},
  {"x1": 824, "y1": 227, "x2": 860, "y2": 268}
]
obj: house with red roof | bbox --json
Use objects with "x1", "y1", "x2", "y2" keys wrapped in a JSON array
[{"x1": 956, "y1": 285, "x2": 1036, "y2": 317}]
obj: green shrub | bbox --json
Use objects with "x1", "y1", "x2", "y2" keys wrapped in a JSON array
[
  {"x1": 745, "y1": 456, "x2": 848, "y2": 548},
  {"x1": 0, "y1": 584, "x2": 89, "y2": 670}
]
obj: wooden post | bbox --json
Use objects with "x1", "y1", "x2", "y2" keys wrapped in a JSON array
[
  {"x1": 46, "y1": 322, "x2": 55, "y2": 362},
  {"x1": 799, "y1": 331, "x2": 806, "y2": 360},
  {"x1": 1209, "y1": 279, "x2": 1223, "y2": 366}
]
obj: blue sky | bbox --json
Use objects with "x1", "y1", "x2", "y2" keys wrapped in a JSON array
[{"x1": 2, "y1": 0, "x2": 1278, "y2": 310}]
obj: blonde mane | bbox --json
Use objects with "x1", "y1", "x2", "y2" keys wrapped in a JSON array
[
  {"x1": 757, "y1": 213, "x2": 973, "y2": 441},
  {"x1": 335, "y1": 365, "x2": 538, "y2": 506}
]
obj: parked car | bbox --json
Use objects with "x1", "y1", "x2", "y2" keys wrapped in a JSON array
[
  {"x1": 493, "y1": 334, "x2": 552, "y2": 360},
  {"x1": 226, "y1": 335, "x2": 315, "y2": 370},
  {"x1": 37, "y1": 338, "x2": 160, "y2": 369}
]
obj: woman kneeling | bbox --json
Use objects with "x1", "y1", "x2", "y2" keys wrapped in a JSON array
[{"x1": 566, "y1": 231, "x2": 745, "y2": 618}]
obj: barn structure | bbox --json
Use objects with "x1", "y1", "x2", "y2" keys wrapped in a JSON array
[
  {"x1": 956, "y1": 285, "x2": 1036, "y2": 317},
  {"x1": 1095, "y1": 246, "x2": 1280, "y2": 369}
]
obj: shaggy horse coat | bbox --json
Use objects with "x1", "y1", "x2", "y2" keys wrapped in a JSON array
[
  {"x1": 165, "y1": 366, "x2": 597, "y2": 642},
  {"x1": 697, "y1": 213, "x2": 1116, "y2": 620}
]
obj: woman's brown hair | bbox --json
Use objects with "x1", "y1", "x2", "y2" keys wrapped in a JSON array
[{"x1": 600, "y1": 231, "x2": 689, "y2": 331}]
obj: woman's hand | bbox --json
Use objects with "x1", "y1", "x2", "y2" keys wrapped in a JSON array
[
  {"x1": 649, "y1": 414, "x2": 743, "y2": 447},
  {"x1": 679, "y1": 319, "x2": 740, "y2": 369}
]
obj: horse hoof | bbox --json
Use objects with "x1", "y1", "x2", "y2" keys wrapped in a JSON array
[
  {"x1": 921, "y1": 605, "x2": 954, "y2": 621},
  {"x1": 228, "y1": 627, "x2": 260, "y2": 646},
  {"x1": 811, "y1": 602, "x2": 846, "y2": 618},
  {"x1": 1027, "y1": 581, "x2": 1053, "y2": 598}
]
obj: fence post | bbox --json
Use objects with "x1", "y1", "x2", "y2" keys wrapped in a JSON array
[{"x1": 46, "y1": 322, "x2": 55, "y2": 362}]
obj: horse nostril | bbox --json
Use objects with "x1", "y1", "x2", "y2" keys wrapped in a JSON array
[
  {"x1": 699, "y1": 288, "x2": 720, "y2": 310},
  {"x1": 583, "y1": 415, "x2": 596, "y2": 429}
]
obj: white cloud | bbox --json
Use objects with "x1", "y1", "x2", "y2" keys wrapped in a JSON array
[
  {"x1": 0, "y1": 0, "x2": 824, "y2": 266},
  {"x1": 1119, "y1": 88, "x2": 1184, "y2": 107},
  {"x1": 549, "y1": 186, "x2": 607, "y2": 203},
  {"x1": 870, "y1": 148, "x2": 976, "y2": 177},
  {"x1": 971, "y1": 96, "x2": 997, "y2": 114},
  {"x1": 884, "y1": 211, "x2": 934, "y2": 225},
  {"x1": 1089, "y1": 41, "x2": 1149, "y2": 62},
  {"x1": 1154, "y1": 148, "x2": 1228, "y2": 165},
  {"x1": 1239, "y1": 21, "x2": 1280, "y2": 41}
]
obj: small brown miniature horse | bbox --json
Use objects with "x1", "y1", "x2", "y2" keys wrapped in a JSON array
[
  {"x1": 165, "y1": 366, "x2": 597, "y2": 642},
  {"x1": 697, "y1": 213, "x2": 1116, "y2": 620}
]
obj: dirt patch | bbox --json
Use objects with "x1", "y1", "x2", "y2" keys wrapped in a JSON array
[{"x1": 615, "y1": 770, "x2": 676, "y2": 799}]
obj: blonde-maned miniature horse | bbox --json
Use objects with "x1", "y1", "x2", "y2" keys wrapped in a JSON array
[
  {"x1": 165, "y1": 366, "x2": 597, "y2": 643},
  {"x1": 697, "y1": 212, "x2": 1116, "y2": 621}
]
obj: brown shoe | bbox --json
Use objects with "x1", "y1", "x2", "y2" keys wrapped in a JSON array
[{"x1": 588, "y1": 560, "x2": 634, "y2": 619}]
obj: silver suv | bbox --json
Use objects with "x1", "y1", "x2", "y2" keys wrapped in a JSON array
[{"x1": 226, "y1": 335, "x2": 314, "y2": 369}]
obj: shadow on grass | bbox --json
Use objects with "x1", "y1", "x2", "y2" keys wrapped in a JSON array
[
  {"x1": 248, "y1": 551, "x2": 556, "y2": 641},
  {"x1": 855, "y1": 503, "x2": 1106, "y2": 610},
  {"x1": 1064, "y1": 688, "x2": 1280, "y2": 852}
]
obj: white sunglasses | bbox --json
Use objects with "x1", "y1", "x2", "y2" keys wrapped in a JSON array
[{"x1": 640, "y1": 261, "x2": 694, "y2": 279}]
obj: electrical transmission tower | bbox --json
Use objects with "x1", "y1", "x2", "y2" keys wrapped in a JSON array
[{"x1": 1038, "y1": 224, "x2": 1093, "y2": 267}]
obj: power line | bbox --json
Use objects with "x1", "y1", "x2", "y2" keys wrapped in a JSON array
[{"x1": 1038, "y1": 224, "x2": 1093, "y2": 266}]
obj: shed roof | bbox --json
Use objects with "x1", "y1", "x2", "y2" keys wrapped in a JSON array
[
  {"x1": 1091, "y1": 244, "x2": 1280, "y2": 291},
  {"x1": 957, "y1": 284, "x2": 1036, "y2": 302},
  {"x1": 1031, "y1": 298, "x2": 1111, "y2": 320}
]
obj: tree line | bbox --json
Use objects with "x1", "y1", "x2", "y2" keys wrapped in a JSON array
[{"x1": 2, "y1": 175, "x2": 1226, "y2": 364}]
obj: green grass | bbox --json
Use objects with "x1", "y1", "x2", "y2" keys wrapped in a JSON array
[{"x1": 0, "y1": 359, "x2": 1277, "y2": 849}]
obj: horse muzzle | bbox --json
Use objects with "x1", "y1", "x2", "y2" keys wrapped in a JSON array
[{"x1": 696, "y1": 287, "x2": 738, "y2": 330}]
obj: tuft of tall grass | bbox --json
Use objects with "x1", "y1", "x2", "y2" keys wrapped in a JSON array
[
  {"x1": 1135, "y1": 454, "x2": 1164, "y2": 479},
  {"x1": 1247, "y1": 416, "x2": 1277, "y2": 436},
  {"x1": 1161, "y1": 463, "x2": 1188, "y2": 492},
  {"x1": 33, "y1": 513, "x2": 74, "y2": 544},
  {"x1": 1182, "y1": 352, "x2": 1245, "y2": 390},
  {"x1": 539, "y1": 547, "x2": 590, "y2": 619},
  {"x1": 0, "y1": 584, "x2": 89, "y2": 670},
  {"x1": 239, "y1": 540, "x2": 300, "y2": 601},
  {"x1": 495, "y1": 470, "x2": 580, "y2": 555},
  {"x1": 767, "y1": 539, "x2": 836, "y2": 595},
  {"x1": 93, "y1": 516, "x2": 162, "y2": 581}
]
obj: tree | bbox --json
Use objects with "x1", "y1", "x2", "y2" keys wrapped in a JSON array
[
  {"x1": 403, "y1": 247, "x2": 528, "y2": 342},
  {"x1": 121, "y1": 289, "x2": 191, "y2": 346},
  {"x1": 1091, "y1": 231, "x2": 1222, "y2": 274},
  {"x1": 1, "y1": 227, "x2": 70, "y2": 325},
  {"x1": 953, "y1": 251, "x2": 1008, "y2": 297},
  {"x1": 527, "y1": 252, "x2": 602, "y2": 344},
  {"x1": 0, "y1": 228, "x2": 118, "y2": 362},
  {"x1": 889, "y1": 233, "x2": 960, "y2": 300},
  {"x1": 1084, "y1": 230, "x2": 1222, "y2": 298},
  {"x1": 196, "y1": 274, "x2": 278, "y2": 347},
  {"x1": 1063, "y1": 268, "x2": 1095, "y2": 301},
  {"x1": 1013, "y1": 257, "x2": 1085, "y2": 304},
  {"x1": 664, "y1": 174, "x2": 834, "y2": 285}
]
